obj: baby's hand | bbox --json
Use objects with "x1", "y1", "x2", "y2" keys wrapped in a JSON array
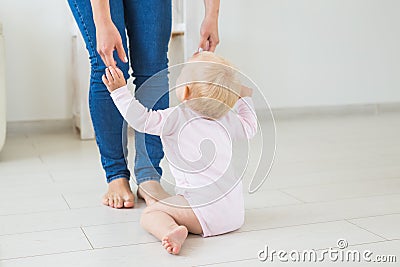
[
  {"x1": 240, "y1": 85, "x2": 253, "y2": 98},
  {"x1": 102, "y1": 66, "x2": 126, "y2": 92}
]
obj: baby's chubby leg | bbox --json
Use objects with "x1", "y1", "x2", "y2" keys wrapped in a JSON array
[{"x1": 140, "y1": 195, "x2": 202, "y2": 255}]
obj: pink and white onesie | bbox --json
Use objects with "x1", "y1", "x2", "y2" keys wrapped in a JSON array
[{"x1": 111, "y1": 85, "x2": 258, "y2": 237}]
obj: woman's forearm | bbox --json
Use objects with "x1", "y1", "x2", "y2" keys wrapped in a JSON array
[
  {"x1": 204, "y1": 0, "x2": 220, "y2": 18},
  {"x1": 199, "y1": 0, "x2": 220, "y2": 51},
  {"x1": 90, "y1": 0, "x2": 112, "y2": 25}
]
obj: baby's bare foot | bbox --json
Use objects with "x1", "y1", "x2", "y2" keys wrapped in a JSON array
[
  {"x1": 137, "y1": 180, "x2": 171, "y2": 206},
  {"x1": 102, "y1": 178, "x2": 135, "y2": 209},
  {"x1": 161, "y1": 226, "x2": 188, "y2": 255}
]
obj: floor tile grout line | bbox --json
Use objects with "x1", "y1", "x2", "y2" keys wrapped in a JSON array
[
  {"x1": 80, "y1": 227, "x2": 95, "y2": 250},
  {"x1": 345, "y1": 219, "x2": 389, "y2": 241},
  {"x1": 238, "y1": 211, "x2": 400, "y2": 234},
  {"x1": 37, "y1": 155, "x2": 45, "y2": 164},
  {"x1": 344, "y1": 211, "x2": 400, "y2": 221},
  {"x1": 245, "y1": 192, "x2": 400, "y2": 210},
  {"x1": 227, "y1": 218, "x2": 356, "y2": 235},
  {"x1": 192, "y1": 257, "x2": 257, "y2": 267},
  {"x1": 0, "y1": 241, "x2": 162, "y2": 262},
  {"x1": 87, "y1": 240, "x2": 161, "y2": 250},
  {"x1": 269, "y1": 176, "x2": 400, "y2": 193},
  {"x1": 79, "y1": 219, "x2": 140, "y2": 228},
  {"x1": 0, "y1": 219, "x2": 356, "y2": 239},
  {"x1": 278, "y1": 189, "x2": 306, "y2": 203},
  {"x1": 279, "y1": 191, "x2": 400, "y2": 205},
  {"x1": 1, "y1": 205, "x2": 399, "y2": 233},
  {"x1": 0, "y1": 202, "x2": 146, "y2": 217},
  {"x1": 315, "y1": 239, "x2": 399, "y2": 251},
  {"x1": 243, "y1": 202, "x2": 308, "y2": 210},
  {"x1": 234, "y1": 215, "x2": 400, "y2": 236},
  {"x1": 0, "y1": 248, "x2": 94, "y2": 262},
  {"x1": 0, "y1": 219, "x2": 141, "y2": 237},
  {"x1": 61, "y1": 194, "x2": 72, "y2": 210},
  {"x1": 0, "y1": 207, "x2": 71, "y2": 217},
  {"x1": 0, "y1": 227, "x2": 85, "y2": 237},
  {"x1": 0, "y1": 211, "x2": 398, "y2": 239},
  {"x1": 48, "y1": 170, "x2": 56, "y2": 183}
]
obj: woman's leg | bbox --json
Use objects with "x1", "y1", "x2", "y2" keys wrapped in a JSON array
[
  {"x1": 140, "y1": 195, "x2": 203, "y2": 254},
  {"x1": 123, "y1": 0, "x2": 172, "y2": 201},
  {"x1": 67, "y1": 0, "x2": 134, "y2": 208}
]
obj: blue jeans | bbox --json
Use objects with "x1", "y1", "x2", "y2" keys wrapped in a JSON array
[{"x1": 67, "y1": 0, "x2": 171, "y2": 184}]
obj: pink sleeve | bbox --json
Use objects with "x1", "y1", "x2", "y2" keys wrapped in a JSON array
[
  {"x1": 225, "y1": 97, "x2": 258, "y2": 140},
  {"x1": 110, "y1": 85, "x2": 177, "y2": 136}
]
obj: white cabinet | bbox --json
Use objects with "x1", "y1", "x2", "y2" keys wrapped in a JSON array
[
  {"x1": 170, "y1": 0, "x2": 187, "y2": 63},
  {"x1": 0, "y1": 23, "x2": 6, "y2": 151},
  {"x1": 71, "y1": 32, "x2": 95, "y2": 140}
]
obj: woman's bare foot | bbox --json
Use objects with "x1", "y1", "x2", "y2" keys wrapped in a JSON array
[
  {"x1": 102, "y1": 178, "x2": 135, "y2": 209},
  {"x1": 137, "y1": 180, "x2": 171, "y2": 206},
  {"x1": 161, "y1": 225, "x2": 188, "y2": 255}
]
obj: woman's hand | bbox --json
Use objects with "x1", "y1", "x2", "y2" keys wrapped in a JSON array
[
  {"x1": 240, "y1": 85, "x2": 253, "y2": 98},
  {"x1": 199, "y1": 15, "x2": 219, "y2": 52},
  {"x1": 102, "y1": 66, "x2": 126, "y2": 92},
  {"x1": 199, "y1": 0, "x2": 220, "y2": 52},
  {"x1": 96, "y1": 21, "x2": 128, "y2": 67},
  {"x1": 90, "y1": 0, "x2": 127, "y2": 67}
]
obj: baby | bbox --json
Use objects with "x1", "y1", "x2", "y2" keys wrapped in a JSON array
[{"x1": 102, "y1": 51, "x2": 257, "y2": 255}]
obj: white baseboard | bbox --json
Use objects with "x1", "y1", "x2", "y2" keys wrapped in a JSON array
[
  {"x1": 5, "y1": 102, "x2": 400, "y2": 135},
  {"x1": 6, "y1": 119, "x2": 74, "y2": 136},
  {"x1": 267, "y1": 102, "x2": 400, "y2": 121}
]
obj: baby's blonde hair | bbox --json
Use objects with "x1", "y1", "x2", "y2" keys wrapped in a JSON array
[{"x1": 182, "y1": 51, "x2": 240, "y2": 119}]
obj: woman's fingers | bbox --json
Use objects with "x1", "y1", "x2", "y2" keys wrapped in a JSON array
[
  {"x1": 104, "y1": 51, "x2": 117, "y2": 68},
  {"x1": 198, "y1": 34, "x2": 210, "y2": 52},
  {"x1": 116, "y1": 42, "x2": 128, "y2": 63},
  {"x1": 208, "y1": 34, "x2": 219, "y2": 52},
  {"x1": 98, "y1": 52, "x2": 107, "y2": 68}
]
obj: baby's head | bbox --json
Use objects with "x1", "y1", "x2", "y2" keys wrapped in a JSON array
[{"x1": 176, "y1": 51, "x2": 240, "y2": 119}]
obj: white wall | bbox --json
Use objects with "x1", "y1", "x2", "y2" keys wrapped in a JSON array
[
  {"x1": 0, "y1": 0, "x2": 73, "y2": 122},
  {"x1": 1, "y1": 1, "x2": 400, "y2": 122},
  {"x1": 186, "y1": 0, "x2": 400, "y2": 108}
]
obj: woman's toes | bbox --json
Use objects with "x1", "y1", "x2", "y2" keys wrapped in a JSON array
[
  {"x1": 108, "y1": 198, "x2": 114, "y2": 208},
  {"x1": 102, "y1": 178, "x2": 135, "y2": 209},
  {"x1": 102, "y1": 196, "x2": 109, "y2": 206},
  {"x1": 123, "y1": 199, "x2": 134, "y2": 208},
  {"x1": 114, "y1": 197, "x2": 122, "y2": 208}
]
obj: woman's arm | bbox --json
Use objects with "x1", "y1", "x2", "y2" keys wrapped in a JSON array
[
  {"x1": 199, "y1": 0, "x2": 220, "y2": 52},
  {"x1": 90, "y1": 0, "x2": 127, "y2": 66}
]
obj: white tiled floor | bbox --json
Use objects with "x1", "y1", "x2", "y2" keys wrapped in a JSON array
[{"x1": 0, "y1": 112, "x2": 399, "y2": 266}]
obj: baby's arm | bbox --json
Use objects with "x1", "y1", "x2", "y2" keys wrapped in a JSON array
[
  {"x1": 103, "y1": 67, "x2": 176, "y2": 136},
  {"x1": 225, "y1": 85, "x2": 258, "y2": 140}
]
